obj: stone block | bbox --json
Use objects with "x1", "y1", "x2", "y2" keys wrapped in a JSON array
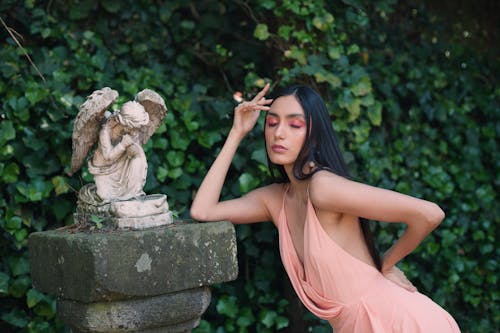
[
  {"x1": 29, "y1": 221, "x2": 238, "y2": 302},
  {"x1": 59, "y1": 287, "x2": 210, "y2": 333}
]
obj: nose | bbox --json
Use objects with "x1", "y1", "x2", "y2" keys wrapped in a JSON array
[{"x1": 274, "y1": 123, "x2": 285, "y2": 139}]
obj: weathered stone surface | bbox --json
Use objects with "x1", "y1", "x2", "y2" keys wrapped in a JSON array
[
  {"x1": 109, "y1": 211, "x2": 173, "y2": 230},
  {"x1": 75, "y1": 194, "x2": 173, "y2": 229},
  {"x1": 59, "y1": 287, "x2": 210, "y2": 333},
  {"x1": 29, "y1": 221, "x2": 237, "y2": 302}
]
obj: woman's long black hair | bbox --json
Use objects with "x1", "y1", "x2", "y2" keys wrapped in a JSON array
[{"x1": 265, "y1": 85, "x2": 382, "y2": 271}]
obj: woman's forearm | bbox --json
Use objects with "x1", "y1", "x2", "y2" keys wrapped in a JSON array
[
  {"x1": 382, "y1": 205, "x2": 444, "y2": 272},
  {"x1": 382, "y1": 227, "x2": 429, "y2": 272},
  {"x1": 190, "y1": 129, "x2": 245, "y2": 221}
]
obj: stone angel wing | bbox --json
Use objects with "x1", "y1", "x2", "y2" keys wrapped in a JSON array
[
  {"x1": 68, "y1": 87, "x2": 119, "y2": 176},
  {"x1": 135, "y1": 89, "x2": 167, "y2": 145}
]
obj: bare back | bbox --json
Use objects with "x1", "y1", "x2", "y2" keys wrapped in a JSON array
[{"x1": 278, "y1": 181, "x2": 375, "y2": 268}]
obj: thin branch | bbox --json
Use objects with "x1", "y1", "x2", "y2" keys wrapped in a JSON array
[
  {"x1": 0, "y1": 16, "x2": 46, "y2": 82},
  {"x1": 233, "y1": 0, "x2": 260, "y2": 25},
  {"x1": 219, "y1": 67, "x2": 234, "y2": 93}
]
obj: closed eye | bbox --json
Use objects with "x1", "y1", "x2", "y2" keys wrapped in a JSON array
[
  {"x1": 289, "y1": 120, "x2": 305, "y2": 128},
  {"x1": 266, "y1": 117, "x2": 278, "y2": 127}
]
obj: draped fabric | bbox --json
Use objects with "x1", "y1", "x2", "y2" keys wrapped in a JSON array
[{"x1": 277, "y1": 185, "x2": 461, "y2": 332}]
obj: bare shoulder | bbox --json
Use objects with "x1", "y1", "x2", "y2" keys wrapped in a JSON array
[
  {"x1": 309, "y1": 170, "x2": 353, "y2": 210},
  {"x1": 310, "y1": 169, "x2": 350, "y2": 192},
  {"x1": 310, "y1": 169, "x2": 345, "y2": 183},
  {"x1": 245, "y1": 183, "x2": 287, "y2": 223},
  {"x1": 247, "y1": 183, "x2": 286, "y2": 205}
]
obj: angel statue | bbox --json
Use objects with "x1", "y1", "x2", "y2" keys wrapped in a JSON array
[{"x1": 69, "y1": 87, "x2": 172, "y2": 229}]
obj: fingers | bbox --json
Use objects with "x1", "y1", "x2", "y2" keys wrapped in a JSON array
[
  {"x1": 396, "y1": 277, "x2": 417, "y2": 292},
  {"x1": 252, "y1": 82, "x2": 271, "y2": 102},
  {"x1": 384, "y1": 267, "x2": 418, "y2": 293},
  {"x1": 235, "y1": 99, "x2": 272, "y2": 113},
  {"x1": 233, "y1": 83, "x2": 273, "y2": 114},
  {"x1": 259, "y1": 97, "x2": 274, "y2": 105}
]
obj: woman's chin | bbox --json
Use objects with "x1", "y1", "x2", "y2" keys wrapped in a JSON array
[{"x1": 268, "y1": 156, "x2": 294, "y2": 166}]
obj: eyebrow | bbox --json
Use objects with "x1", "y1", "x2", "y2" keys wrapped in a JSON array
[{"x1": 267, "y1": 112, "x2": 305, "y2": 119}]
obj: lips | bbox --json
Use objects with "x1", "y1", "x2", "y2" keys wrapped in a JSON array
[{"x1": 271, "y1": 144, "x2": 287, "y2": 153}]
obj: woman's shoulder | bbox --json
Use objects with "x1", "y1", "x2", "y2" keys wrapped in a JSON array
[
  {"x1": 251, "y1": 182, "x2": 287, "y2": 198},
  {"x1": 242, "y1": 182, "x2": 288, "y2": 224},
  {"x1": 310, "y1": 169, "x2": 346, "y2": 187},
  {"x1": 309, "y1": 170, "x2": 354, "y2": 208},
  {"x1": 253, "y1": 182, "x2": 287, "y2": 204}
]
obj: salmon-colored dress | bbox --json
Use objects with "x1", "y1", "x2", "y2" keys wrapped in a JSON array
[{"x1": 278, "y1": 187, "x2": 461, "y2": 332}]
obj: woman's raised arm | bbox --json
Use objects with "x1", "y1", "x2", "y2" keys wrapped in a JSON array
[{"x1": 190, "y1": 84, "x2": 273, "y2": 223}]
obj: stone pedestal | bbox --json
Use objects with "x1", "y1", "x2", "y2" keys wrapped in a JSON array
[
  {"x1": 74, "y1": 193, "x2": 174, "y2": 230},
  {"x1": 29, "y1": 221, "x2": 238, "y2": 332}
]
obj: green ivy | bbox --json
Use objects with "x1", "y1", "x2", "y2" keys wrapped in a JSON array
[{"x1": 0, "y1": 0, "x2": 497, "y2": 332}]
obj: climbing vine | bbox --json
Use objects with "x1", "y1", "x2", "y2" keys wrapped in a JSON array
[{"x1": 0, "y1": 1, "x2": 497, "y2": 332}]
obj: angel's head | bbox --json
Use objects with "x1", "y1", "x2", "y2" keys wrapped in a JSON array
[{"x1": 116, "y1": 101, "x2": 149, "y2": 132}]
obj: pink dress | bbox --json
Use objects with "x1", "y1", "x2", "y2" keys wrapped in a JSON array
[{"x1": 278, "y1": 187, "x2": 461, "y2": 332}]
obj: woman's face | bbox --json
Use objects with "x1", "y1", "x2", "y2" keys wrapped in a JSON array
[{"x1": 265, "y1": 95, "x2": 307, "y2": 167}]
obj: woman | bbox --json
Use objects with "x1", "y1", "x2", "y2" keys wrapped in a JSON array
[{"x1": 190, "y1": 83, "x2": 460, "y2": 332}]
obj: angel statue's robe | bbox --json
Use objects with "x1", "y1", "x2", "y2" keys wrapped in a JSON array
[{"x1": 87, "y1": 125, "x2": 147, "y2": 202}]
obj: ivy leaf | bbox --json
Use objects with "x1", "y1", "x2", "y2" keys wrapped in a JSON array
[
  {"x1": 33, "y1": 300, "x2": 57, "y2": 318},
  {"x1": 236, "y1": 307, "x2": 255, "y2": 327},
  {"x1": 53, "y1": 199, "x2": 73, "y2": 221},
  {"x1": 1, "y1": 309, "x2": 29, "y2": 328},
  {"x1": 2, "y1": 162, "x2": 20, "y2": 183},
  {"x1": 314, "y1": 71, "x2": 342, "y2": 88},
  {"x1": 216, "y1": 296, "x2": 238, "y2": 318},
  {"x1": 284, "y1": 46, "x2": 307, "y2": 65},
  {"x1": 166, "y1": 151, "x2": 185, "y2": 168},
  {"x1": 351, "y1": 77, "x2": 372, "y2": 96},
  {"x1": 0, "y1": 120, "x2": 16, "y2": 146},
  {"x1": 25, "y1": 82, "x2": 48, "y2": 105},
  {"x1": 312, "y1": 13, "x2": 334, "y2": 31},
  {"x1": 9, "y1": 256, "x2": 30, "y2": 276},
  {"x1": 254, "y1": 24, "x2": 270, "y2": 40},
  {"x1": 170, "y1": 131, "x2": 191, "y2": 150},
  {"x1": 168, "y1": 167, "x2": 183, "y2": 179},
  {"x1": 101, "y1": 0, "x2": 121, "y2": 13},
  {"x1": 14, "y1": 228, "x2": 28, "y2": 242},
  {"x1": 15, "y1": 180, "x2": 53, "y2": 202},
  {"x1": 278, "y1": 25, "x2": 293, "y2": 39},
  {"x1": 5, "y1": 216, "x2": 22, "y2": 230},
  {"x1": 259, "y1": 310, "x2": 277, "y2": 328},
  {"x1": 0, "y1": 272, "x2": 9, "y2": 294},
  {"x1": 275, "y1": 315, "x2": 289, "y2": 329},
  {"x1": 347, "y1": 98, "x2": 361, "y2": 122},
  {"x1": 156, "y1": 166, "x2": 168, "y2": 182},
  {"x1": 26, "y1": 288, "x2": 46, "y2": 308},
  {"x1": 197, "y1": 131, "x2": 221, "y2": 148},
  {"x1": 51, "y1": 176, "x2": 70, "y2": 195},
  {"x1": 239, "y1": 173, "x2": 259, "y2": 193},
  {"x1": 367, "y1": 101, "x2": 382, "y2": 126},
  {"x1": 251, "y1": 147, "x2": 267, "y2": 165},
  {"x1": 328, "y1": 46, "x2": 342, "y2": 60}
]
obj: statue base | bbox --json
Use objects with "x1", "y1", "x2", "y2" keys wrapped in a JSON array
[
  {"x1": 29, "y1": 221, "x2": 238, "y2": 333},
  {"x1": 75, "y1": 193, "x2": 173, "y2": 230}
]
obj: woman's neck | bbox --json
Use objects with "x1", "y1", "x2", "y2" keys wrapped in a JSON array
[{"x1": 284, "y1": 164, "x2": 309, "y2": 202}]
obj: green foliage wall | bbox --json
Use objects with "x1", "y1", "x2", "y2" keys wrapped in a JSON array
[{"x1": 0, "y1": 1, "x2": 497, "y2": 332}]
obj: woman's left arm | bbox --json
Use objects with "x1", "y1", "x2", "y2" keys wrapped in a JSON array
[{"x1": 309, "y1": 171, "x2": 445, "y2": 273}]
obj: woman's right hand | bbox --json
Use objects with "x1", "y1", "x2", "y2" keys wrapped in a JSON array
[
  {"x1": 383, "y1": 266, "x2": 418, "y2": 292},
  {"x1": 232, "y1": 83, "x2": 273, "y2": 137}
]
